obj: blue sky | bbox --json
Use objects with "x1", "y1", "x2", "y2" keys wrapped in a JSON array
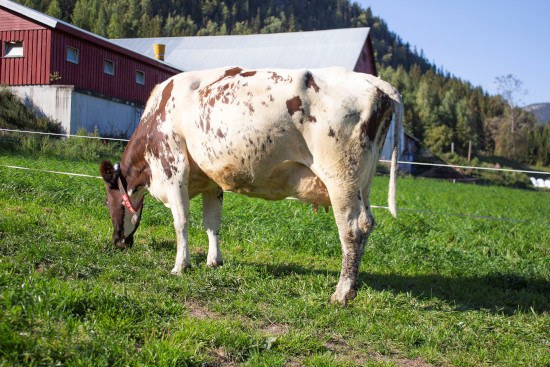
[{"x1": 354, "y1": 0, "x2": 550, "y2": 106}]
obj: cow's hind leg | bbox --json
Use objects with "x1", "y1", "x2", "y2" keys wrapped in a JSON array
[
  {"x1": 169, "y1": 184, "x2": 191, "y2": 275},
  {"x1": 329, "y1": 186, "x2": 375, "y2": 305},
  {"x1": 202, "y1": 187, "x2": 224, "y2": 266}
]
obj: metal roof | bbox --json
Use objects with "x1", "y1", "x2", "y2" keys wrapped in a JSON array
[{"x1": 112, "y1": 27, "x2": 371, "y2": 71}]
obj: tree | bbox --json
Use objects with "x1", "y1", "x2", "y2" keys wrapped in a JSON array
[
  {"x1": 71, "y1": 0, "x2": 90, "y2": 29},
  {"x1": 46, "y1": 0, "x2": 63, "y2": 19},
  {"x1": 425, "y1": 125, "x2": 454, "y2": 154},
  {"x1": 494, "y1": 74, "x2": 527, "y2": 156}
]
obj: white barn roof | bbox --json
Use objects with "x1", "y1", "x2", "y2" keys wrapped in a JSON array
[{"x1": 112, "y1": 27, "x2": 372, "y2": 72}]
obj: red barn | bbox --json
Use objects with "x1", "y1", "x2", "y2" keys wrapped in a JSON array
[{"x1": 0, "y1": 0, "x2": 180, "y2": 136}]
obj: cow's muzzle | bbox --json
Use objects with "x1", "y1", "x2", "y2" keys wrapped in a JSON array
[{"x1": 115, "y1": 235, "x2": 134, "y2": 249}]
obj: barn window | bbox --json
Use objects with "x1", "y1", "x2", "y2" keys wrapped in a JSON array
[
  {"x1": 136, "y1": 70, "x2": 145, "y2": 85},
  {"x1": 3, "y1": 41, "x2": 23, "y2": 58},
  {"x1": 66, "y1": 47, "x2": 79, "y2": 64},
  {"x1": 104, "y1": 59, "x2": 115, "y2": 75}
]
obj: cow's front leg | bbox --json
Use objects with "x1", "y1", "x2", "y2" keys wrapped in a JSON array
[
  {"x1": 330, "y1": 192, "x2": 375, "y2": 305},
  {"x1": 170, "y1": 185, "x2": 191, "y2": 275},
  {"x1": 202, "y1": 187, "x2": 223, "y2": 266}
]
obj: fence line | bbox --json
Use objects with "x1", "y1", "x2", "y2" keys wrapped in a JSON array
[
  {"x1": 0, "y1": 164, "x2": 102, "y2": 179},
  {"x1": 2, "y1": 165, "x2": 534, "y2": 223},
  {"x1": 0, "y1": 128, "x2": 129, "y2": 142},
  {"x1": 380, "y1": 159, "x2": 550, "y2": 175},
  {"x1": 2, "y1": 127, "x2": 549, "y2": 176}
]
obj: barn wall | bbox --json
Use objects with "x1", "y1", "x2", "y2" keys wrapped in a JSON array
[
  {"x1": 9, "y1": 85, "x2": 143, "y2": 136},
  {"x1": 49, "y1": 31, "x2": 174, "y2": 103},
  {"x1": 70, "y1": 92, "x2": 143, "y2": 136},
  {"x1": 0, "y1": 27, "x2": 51, "y2": 85},
  {"x1": 1, "y1": 6, "x2": 176, "y2": 105},
  {"x1": 353, "y1": 34, "x2": 377, "y2": 76},
  {"x1": 0, "y1": 7, "x2": 44, "y2": 30}
]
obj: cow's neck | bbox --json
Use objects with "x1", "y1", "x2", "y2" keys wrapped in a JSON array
[{"x1": 119, "y1": 124, "x2": 151, "y2": 194}]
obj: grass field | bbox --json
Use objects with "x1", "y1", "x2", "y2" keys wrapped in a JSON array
[{"x1": 1, "y1": 144, "x2": 549, "y2": 366}]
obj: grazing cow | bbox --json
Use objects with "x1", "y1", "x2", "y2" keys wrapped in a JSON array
[{"x1": 100, "y1": 67, "x2": 402, "y2": 304}]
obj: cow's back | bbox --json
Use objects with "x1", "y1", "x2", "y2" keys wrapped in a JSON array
[{"x1": 148, "y1": 67, "x2": 399, "y2": 203}]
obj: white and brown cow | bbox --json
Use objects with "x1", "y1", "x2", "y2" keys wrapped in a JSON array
[{"x1": 100, "y1": 66, "x2": 402, "y2": 304}]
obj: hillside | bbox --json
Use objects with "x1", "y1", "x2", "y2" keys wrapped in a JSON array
[
  {"x1": 525, "y1": 103, "x2": 550, "y2": 125},
  {"x1": 12, "y1": 0, "x2": 550, "y2": 166}
]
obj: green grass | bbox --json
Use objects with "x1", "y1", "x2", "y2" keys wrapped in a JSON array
[{"x1": 1, "y1": 144, "x2": 549, "y2": 366}]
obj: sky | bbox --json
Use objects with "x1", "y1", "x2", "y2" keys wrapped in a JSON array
[{"x1": 354, "y1": 0, "x2": 550, "y2": 106}]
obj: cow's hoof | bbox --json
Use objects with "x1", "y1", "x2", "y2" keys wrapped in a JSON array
[
  {"x1": 206, "y1": 259, "x2": 223, "y2": 267},
  {"x1": 171, "y1": 264, "x2": 191, "y2": 275},
  {"x1": 330, "y1": 289, "x2": 357, "y2": 305}
]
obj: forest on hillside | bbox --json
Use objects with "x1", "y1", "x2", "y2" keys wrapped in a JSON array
[{"x1": 17, "y1": 0, "x2": 550, "y2": 166}]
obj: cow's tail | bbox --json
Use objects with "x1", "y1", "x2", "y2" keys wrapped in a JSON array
[{"x1": 388, "y1": 94, "x2": 403, "y2": 218}]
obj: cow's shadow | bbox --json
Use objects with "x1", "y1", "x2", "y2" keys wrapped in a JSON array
[{"x1": 239, "y1": 262, "x2": 550, "y2": 315}]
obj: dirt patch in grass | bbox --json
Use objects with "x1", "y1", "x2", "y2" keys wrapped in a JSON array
[
  {"x1": 184, "y1": 300, "x2": 220, "y2": 320},
  {"x1": 260, "y1": 321, "x2": 290, "y2": 336},
  {"x1": 205, "y1": 347, "x2": 239, "y2": 367},
  {"x1": 324, "y1": 337, "x2": 437, "y2": 367},
  {"x1": 371, "y1": 352, "x2": 437, "y2": 367}
]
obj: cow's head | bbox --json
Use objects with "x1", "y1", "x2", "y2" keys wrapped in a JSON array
[{"x1": 99, "y1": 160, "x2": 144, "y2": 249}]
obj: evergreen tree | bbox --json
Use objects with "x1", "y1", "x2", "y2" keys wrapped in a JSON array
[
  {"x1": 46, "y1": 0, "x2": 62, "y2": 19},
  {"x1": 12, "y1": 0, "x2": 547, "y2": 166}
]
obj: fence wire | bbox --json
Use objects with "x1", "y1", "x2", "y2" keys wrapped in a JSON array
[
  {"x1": 0, "y1": 163, "x2": 543, "y2": 224},
  {"x1": 2, "y1": 127, "x2": 549, "y2": 176}
]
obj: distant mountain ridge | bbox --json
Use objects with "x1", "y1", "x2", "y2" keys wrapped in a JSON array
[{"x1": 525, "y1": 103, "x2": 550, "y2": 125}]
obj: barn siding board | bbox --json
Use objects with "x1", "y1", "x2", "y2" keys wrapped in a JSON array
[
  {"x1": 26, "y1": 30, "x2": 32, "y2": 83},
  {"x1": 36, "y1": 30, "x2": 42, "y2": 84}
]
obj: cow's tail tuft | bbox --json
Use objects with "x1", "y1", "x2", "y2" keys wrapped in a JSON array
[{"x1": 388, "y1": 94, "x2": 403, "y2": 218}]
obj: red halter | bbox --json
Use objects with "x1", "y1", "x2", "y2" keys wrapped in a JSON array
[{"x1": 115, "y1": 163, "x2": 144, "y2": 225}]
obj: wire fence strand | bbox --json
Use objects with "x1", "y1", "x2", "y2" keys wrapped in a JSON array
[
  {"x1": 2, "y1": 127, "x2": 549, "y2": 176},
  {"x1": 0, "y1": 163, "x2": 544, "y2": 223},
  {"x1": 1, "y1": 127, "x2": 548, "y2": 223},
  {"x1": 0, "y1": 128, "x2": 129, "y2": 142},
  {"x1": 380, "y1": 159, "x2": 550, "y2": 175}
]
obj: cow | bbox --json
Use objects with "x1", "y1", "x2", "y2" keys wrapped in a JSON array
[{"x1": 99, "y1": 66, "x2": 403, "y2": 304}]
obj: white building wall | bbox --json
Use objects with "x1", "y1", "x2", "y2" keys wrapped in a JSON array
[
  {"x1": 9, "y1": 85, "x2": 143, "y2": 137},
  {"x1": 10, "y1": 85, "x2": 73, "y2": 133},
  {"x1": 70, "y1": 92, "x2": 142, "y2": 136},
  {"x1": 379, "y1": 118, "x2": 405, "y2": 163}
]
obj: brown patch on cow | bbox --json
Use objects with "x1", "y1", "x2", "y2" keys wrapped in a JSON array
[
  {"x1": 224, "y1": 67, "x2": 243, "y2": 78},
  {"x1": 217, "y1": 129, "x2": 225, "y2": 138},
  {"x1": 307, "y1": 115, "x2": 317, "y2": 123},
  {"x1": 240, "y1": 71, "x2": 257, "y2": 77},
  {"x1": 304, "y1": 71, "x2": 320, "y2": 92},
  {"x1": 286, "y1": 96, "x2": 303, "y2": 116},
  {"x1": 268, "y1": 94, "x2": 274, "y2": 102},
  {"x1": 360, "y1": 89, "x2": 395, "y2": 145},
  {"x1": 198, "y1": 68, "x2": 242, "y2": 108},
  {"x1": 146, "y1": 132, "x2": 176, "y2": 179},
  {"x1": 328, "y1": 127, "x2": 336, "y2": 137},
  {"x1": 244, "y1": 101, "x2": 255, "y2": 113},
  {"x1": 158, "y1": 79, "x2": 174, "y2": 121},
  {"x1": 269, "y1": 72, "x2": 283, "y2": 83}
]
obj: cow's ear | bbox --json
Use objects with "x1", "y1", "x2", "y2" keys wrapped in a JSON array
[{"x1": 99, "y1": 160, "x2": 117, "y2": 189}]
